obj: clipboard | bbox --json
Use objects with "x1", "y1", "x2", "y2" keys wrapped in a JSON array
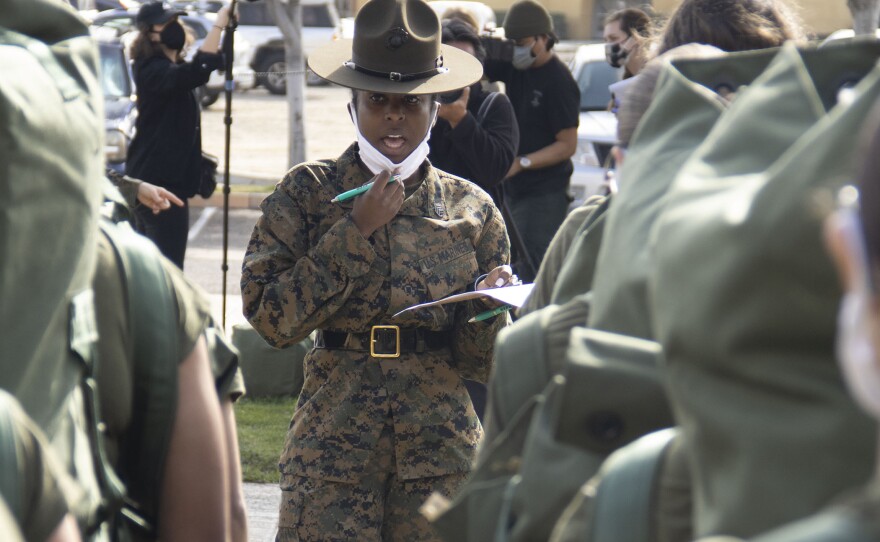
[{"x1": 392, "y1": 283, "x2": 535, "y2": 318}]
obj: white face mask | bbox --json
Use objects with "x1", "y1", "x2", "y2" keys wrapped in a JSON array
[
  {"x1": 347, "y1": 101, "x2": 438, "y2": 181},
  {"x1": 835, "y1": 207, "x2": 880, "y2": 419}
]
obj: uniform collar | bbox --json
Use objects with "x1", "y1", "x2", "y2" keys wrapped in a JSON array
[{"x1": 334, "y1": 143, "x2": 448, "y2": 220}]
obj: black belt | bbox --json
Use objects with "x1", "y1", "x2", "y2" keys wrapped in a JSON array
[{"x1": 315, "y1": 326, "x2": 450, "y2": 358}]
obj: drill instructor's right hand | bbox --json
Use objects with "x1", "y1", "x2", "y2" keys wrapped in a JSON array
[{"x1": 350, "y1": 171, "x2": 404, "y2": 238}]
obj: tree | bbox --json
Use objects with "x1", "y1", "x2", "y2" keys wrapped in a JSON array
[
  {"x1": 849, "y1": 0, "x2": 880, "y2": 35},
  {"x1": 267, "y1": 0, "x2": 307, "y2": 167}
]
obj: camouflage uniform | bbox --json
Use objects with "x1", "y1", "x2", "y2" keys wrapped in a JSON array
[{"x1": 241, "y1": 144, "x2": 510, "y2": 540}]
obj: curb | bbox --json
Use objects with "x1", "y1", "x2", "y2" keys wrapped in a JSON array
[{"x1": 189, "y1": 188, "x2": 271, "y2": 210}]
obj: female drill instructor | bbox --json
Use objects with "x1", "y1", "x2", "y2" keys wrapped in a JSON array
[{"x1": 241, "y1": 0, "x2": 513, "y2": 540}]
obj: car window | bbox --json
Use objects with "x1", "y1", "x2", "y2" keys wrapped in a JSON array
[
  {"x1": 95, "y1": 15, "x2": 135, "y2": 36},
  {"x1": 237, "y1": 2, "x2": 333, "y2": 27},
  {"x1": 98, "y1": 43, "x2": 131, "y2": 98},
  {"x1": 577, "y1": 60, "x2": 620, "y2": 111},
  {"x1": 303, "y1": 6, "x2": 332, "y2": 27},
  {"x1": 238, "y1": 2, "x2": 275, "y2": 26}
]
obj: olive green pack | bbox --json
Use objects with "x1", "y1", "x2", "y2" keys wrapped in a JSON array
[
  {"x1": 0, "y1": 4, "x2": 188, "y2": 539},
  {"x1": 0, "y1": 389, "x2": 24, "y2": 526},
  {"x1": 232, "y1": 323, "x2": 310, "y2": 397},
  {"x1": 0, "y1": 0, "x2": 106, "y2": 535},
  {"x1": 650, "y1": 40, "x2": 880, "y2": 537},
  {"x1": 588, "y1": 48, "x2": 777, "y2": 339},
  {"x1": 434, "y1": 48, "x2": 788, "y2": 542}
]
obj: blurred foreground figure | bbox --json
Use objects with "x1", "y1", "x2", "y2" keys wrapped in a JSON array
[{"x1": 0, "y1": 1, "x2": 246, "y2": 540}]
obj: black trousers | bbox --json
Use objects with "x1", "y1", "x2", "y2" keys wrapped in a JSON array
[{"x1": 135, "y1": 200, "x2": 189, "y2": 269}]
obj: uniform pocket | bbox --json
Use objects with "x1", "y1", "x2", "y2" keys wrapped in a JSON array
[
  {"x1": 421, "y1": 242, "x2": 479, "y2": 302},
  {"x1": 278, "y1": 474, "x2": 381, "y2": 541}
]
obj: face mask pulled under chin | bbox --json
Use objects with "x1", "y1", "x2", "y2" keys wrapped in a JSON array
[
  {"x1": 835, "y1": 208, "x2": 880, "y2": 419},
  {"x1": 347, "y1": 102, "x2": 438, "y2": 181},
  {"x1": 512, "y1": 43, "x2": 537, "y2": 70}
]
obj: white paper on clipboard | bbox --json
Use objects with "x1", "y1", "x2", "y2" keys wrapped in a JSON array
[{"x1": 392, "y1": 283, "x2": 535, "y2": 318}]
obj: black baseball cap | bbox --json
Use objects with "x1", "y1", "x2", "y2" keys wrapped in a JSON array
[{"x1": 136, "y1": 2, "x2": 185, "y2": 27}]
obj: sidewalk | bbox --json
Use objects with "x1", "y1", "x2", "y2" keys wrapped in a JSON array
[
  {"x1": 244, "y1": 483, "x2": 281, "y2": 542},
  {"x1": 189, "y1": 185, "x2": 271, "y2": 210}
]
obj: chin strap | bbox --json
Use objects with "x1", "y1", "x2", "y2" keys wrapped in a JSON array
[{"x1": 343, "y1": 57, "x2": 448, "y2": 82}]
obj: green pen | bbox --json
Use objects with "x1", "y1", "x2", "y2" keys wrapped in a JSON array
[
  {"x1": 331, "y1": 174, "x2": 400, "y2": 203},
  {"x1": 468, "y1": 304, "x2": 514, "y2": 323}
]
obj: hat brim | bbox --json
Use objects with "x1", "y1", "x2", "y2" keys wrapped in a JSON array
[
  {"x1": 140, "y1": 9, "x2": 186, "y2": 27},
  {"x1": 308, "y1": 39, "x2": 483, "y2": 95}
]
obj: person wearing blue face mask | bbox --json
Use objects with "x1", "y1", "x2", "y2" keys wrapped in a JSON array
[{"x1": 481, "y1": 0, "x2": 580, "y2": 282}]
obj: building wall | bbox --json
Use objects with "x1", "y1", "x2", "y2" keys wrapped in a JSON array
[
  {"x1": 349, "y1": 0, "x2": 597, "y2": 40},
  {"x1": 651, "y1": 0, "x2": 852, "y2": 37},
  {"x1": 349, "y1": 0, "x2": 854, "y2": 41}
]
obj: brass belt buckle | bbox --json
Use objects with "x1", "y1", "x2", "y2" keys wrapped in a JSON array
[{"x1": 370, "y1": 325, "x2": 400, "y2": 358}]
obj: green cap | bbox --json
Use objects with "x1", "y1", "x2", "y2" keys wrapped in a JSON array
[{"x1": 503, "y1": 0, "x2": 553, "y2": 40}]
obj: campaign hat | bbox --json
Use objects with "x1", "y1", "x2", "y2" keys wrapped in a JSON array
[{"x1": 308, "y1": 0, "x2": 483, "y2": 95}]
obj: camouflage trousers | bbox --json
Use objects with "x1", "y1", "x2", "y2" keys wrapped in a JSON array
[{"x1": 276, "y1": 420, "x2": 468, "y2": 542}]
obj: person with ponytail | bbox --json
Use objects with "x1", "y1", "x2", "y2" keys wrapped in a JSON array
[{"x1": 125, "y1": 1, "x2": 232, "y2": 269}]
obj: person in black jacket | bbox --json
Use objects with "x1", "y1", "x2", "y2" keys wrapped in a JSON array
[
  {"x1": 125, "y1": 1, "x2": 230, "y2": 269},
  {"x1": 428, "y1": 18, "x2": 519, "y2": 422},
  {"x1": 429, "y1": 18, "x2": 519, "y2": 205},
  {"x1": 482, "y1": 0, "x2": 580, "y2": 283}
]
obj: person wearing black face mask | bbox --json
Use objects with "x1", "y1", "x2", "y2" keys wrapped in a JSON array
[
  {"x1": 125, "y1": 1, "x2": 232, "y2": 269},
  {"x1": 602, "y1": 8, "x2": 652, "y2": 78}
]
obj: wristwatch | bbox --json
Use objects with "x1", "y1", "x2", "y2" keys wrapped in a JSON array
[{"x1": 518, "y1": 156, "x2": 532, "y2": 169}]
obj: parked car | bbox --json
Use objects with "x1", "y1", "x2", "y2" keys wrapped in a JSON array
[
  {"x1": 85, "y1": 8, "x2": 225, "y2": 107},
  {"x1": 94, "y1": 32, "x2": 137, "y2": 174},
  {"x1": 233, "y1": 0, "x2": 341, "y2": 94},
  {"x1": 73, "y1": 0, "x2": 143, "y2": 10},
  {"x1": 568, "y1": 43, "x2": 621, "y2": 206}
]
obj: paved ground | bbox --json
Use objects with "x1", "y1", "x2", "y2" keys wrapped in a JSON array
[
  {"x1": 200, "y1": 84, "x2": 355, "y2": 184},
  {"x1": 243, "y1": 483, "x2": 282, "y2": 542}
]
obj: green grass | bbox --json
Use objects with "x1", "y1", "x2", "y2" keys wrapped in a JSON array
[{"x1": 235, "y1": 396, "x2": 298, "y2": 483}]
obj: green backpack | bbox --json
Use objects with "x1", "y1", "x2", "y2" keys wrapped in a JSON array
[
  {"x1": 0, "y1": 0, "x2": 106, "y2": 535},
  {"x1": 650, "y1": 40, "x2": 880, "y2": 537},
  {"x1": 434, "y1": 47, "x2": 780, "y2": 542}
]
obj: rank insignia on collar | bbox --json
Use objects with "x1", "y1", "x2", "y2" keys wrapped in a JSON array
[{"x1": 434, "y1": 201, "x2": 447, "y2": 219}]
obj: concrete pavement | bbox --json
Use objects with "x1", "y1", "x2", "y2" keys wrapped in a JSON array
[{"x1": 244, "y1": 483, "x2": 282, "y2": 542}]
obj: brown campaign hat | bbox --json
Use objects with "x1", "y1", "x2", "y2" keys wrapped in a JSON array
[{"x1": 308, "y1": 0, "x2": 483, "y2": 95}]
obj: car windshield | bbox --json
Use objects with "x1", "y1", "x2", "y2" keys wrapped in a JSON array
[
  {"x1": 99, "y1": 43, "x2": 131, "y2": 99},
  {"x1": 577, "y1": 60, "x2": 620, "y2": 111}
]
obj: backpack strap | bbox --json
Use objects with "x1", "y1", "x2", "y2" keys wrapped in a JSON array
[
  {"x1": 99, "y1": 220, "x2": 180, "y2": 533},
  {"x1": 589, "y1": 428, "x2": 679, "y2": 542},
  {"x1": 489, "y1": 306, "x2": 556, "y2": 430},
  {"x1": 0, "y1": 391, "x2": 22, "y2": 523}
]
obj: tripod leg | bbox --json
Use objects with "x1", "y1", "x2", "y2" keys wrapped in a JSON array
[{"x1": 496, "y1": 185, "x2": 537, "y2": 281}]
